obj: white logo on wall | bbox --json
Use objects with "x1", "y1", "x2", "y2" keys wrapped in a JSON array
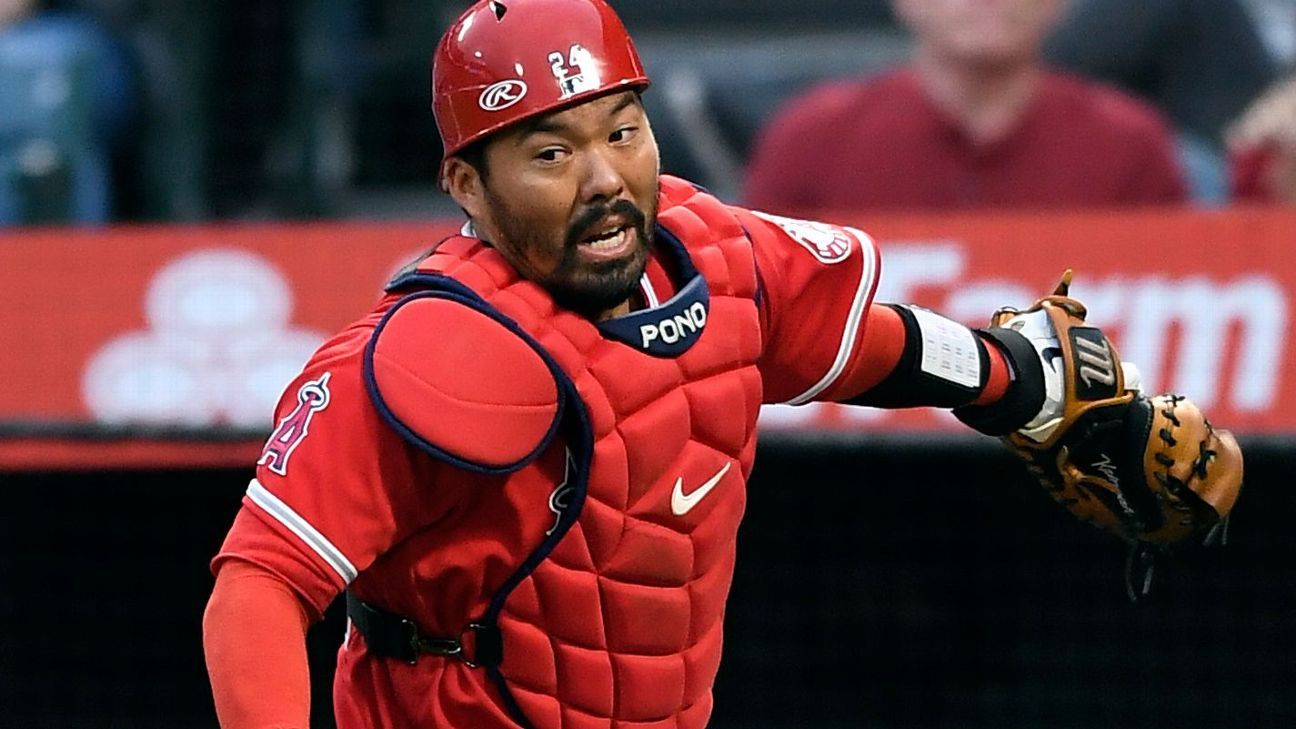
[
  {"x1": 479, "y1": 79, "x2": 528, "y2": 111},
  {"x1": 82, "y1": 249, "x2": 327, "y2": 428},
  {"x1": 549, "y1": 44, "x2": 600, "y2": 99},
  {"x1": 750, "y1": 211, "x2": 855, "y2": 264}
]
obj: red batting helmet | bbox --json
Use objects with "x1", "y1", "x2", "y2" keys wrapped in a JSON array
[{"x1": 431, "y1": 0, "x2": 651, "y2": 157}]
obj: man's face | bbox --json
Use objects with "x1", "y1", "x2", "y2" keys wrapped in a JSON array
[
  {"x1": 447, "y1": 92, "x2": 660, "y2": 319},
  {"x1": 894, "y1": 0, "x2": 1064, "y2": 68}
]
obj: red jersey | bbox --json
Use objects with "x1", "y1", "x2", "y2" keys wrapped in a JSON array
[
  {"x1": 213, "y1": 177, "x2": 885, "y2": 728},
  {"x1": 745, "y1": 69, "x2": 1187, "y2": 213}
]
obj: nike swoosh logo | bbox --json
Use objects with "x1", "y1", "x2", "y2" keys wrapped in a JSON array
[{"x1": 671, "y1": 461, "x2": 733, "y2": 516}]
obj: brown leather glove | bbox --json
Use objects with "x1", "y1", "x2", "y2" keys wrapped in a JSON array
[
  {"x1": 1016, "y1": 392, "x2": 1243, "y2": 547},
  {"x1": 991, "y1": 273, "x2": 1244, "y2": 547}
]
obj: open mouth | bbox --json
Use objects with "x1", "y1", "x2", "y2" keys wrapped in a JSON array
[
  {"x1": 580, "y1": 225, "x2": 630, "y2": 252},
  {"x1": 566, "y1": 199, "x2": 647, "y2": 262}
]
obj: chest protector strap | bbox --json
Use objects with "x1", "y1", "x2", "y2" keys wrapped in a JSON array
[{"x1": 358, "y1": 273, "x2": 594, "y2": 729}]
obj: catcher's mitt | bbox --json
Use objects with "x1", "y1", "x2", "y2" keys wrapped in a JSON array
[{"x1": 988, "y1": 272, "x2": 1244, "y2": 553}]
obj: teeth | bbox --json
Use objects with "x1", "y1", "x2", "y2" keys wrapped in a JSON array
[{"x1": 585, "y1": 227, "x2": 626, "y2": 251}]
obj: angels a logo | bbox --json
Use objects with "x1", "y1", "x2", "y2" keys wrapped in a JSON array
[
  {"x1": 259, "y1": 373, "x2": 332, "y2": 476},
  {"x1": 749, "y1": 211, "x2": 855, "y2": 264},
  {"x1": 479, "y1": 80, "x2": 528, "y2": 111}
]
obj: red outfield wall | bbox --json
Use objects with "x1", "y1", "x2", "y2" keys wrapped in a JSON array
[{"x1": 2, "y1": 208, "x2": 1292, "y2": 468}]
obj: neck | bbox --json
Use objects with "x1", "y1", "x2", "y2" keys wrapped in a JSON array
[
  {"x1": 597, "y1": 298, "x2": 634, "y2": 322},
  {"x1": 912, "y1": 48, "x2": 1042, "y2": 146}
]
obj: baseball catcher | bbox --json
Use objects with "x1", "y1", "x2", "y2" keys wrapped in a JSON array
[{"x1": 201, "y1": 2, "x2": 1244, "y2": 728}]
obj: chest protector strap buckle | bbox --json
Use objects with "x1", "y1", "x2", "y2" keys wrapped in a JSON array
[{"x1": 346, "y1": 592, "x2": 503, "y2": 668}]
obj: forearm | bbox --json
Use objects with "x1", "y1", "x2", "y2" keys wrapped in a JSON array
[
  {"x1": 838, "y1": 304, "x2": 1023, "y2": 416},
  {"x1": 203, "y1": 560, "x2": 312, "y2": 729}
]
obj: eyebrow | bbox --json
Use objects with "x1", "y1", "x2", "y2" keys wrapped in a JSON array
[{"x1": 514, "y1": 93, "x2": 641, "y2": 144}]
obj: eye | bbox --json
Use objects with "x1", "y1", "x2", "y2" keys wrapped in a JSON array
[
  {"x1": 609, "y1": 126, "x2": 638, "y2": 144},
  {"x1": 535, "y1": 147, "x2": 567, "y2": 164}
]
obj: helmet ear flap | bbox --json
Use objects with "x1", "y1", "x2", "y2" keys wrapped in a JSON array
[{"x1": 431, "y1": 0, "x2": 652, "y2": 156}]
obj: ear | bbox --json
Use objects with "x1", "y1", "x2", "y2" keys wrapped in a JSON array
[{"x1": 443, "y1": 156, "x2": 487, "y2": 220}]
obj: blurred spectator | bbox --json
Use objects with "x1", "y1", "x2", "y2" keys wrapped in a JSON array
[
  {"x1": 1228, "y1": 75, "x2": 1296, "y2": 203},
  {"x1": 1045, "y1": 0, "x2": 1276, "y2": 145},
  {"x1": 1044, "y1": 0, "x2": 1278, "y2": 203},
  {"x1": 0, "y1": 0, "x2": 137, "y2": 225},
  {"x1": 744, "y1": 0, "x2": 1187, "y2": 213}
]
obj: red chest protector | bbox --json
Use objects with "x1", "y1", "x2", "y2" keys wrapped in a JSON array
[{"x1": 357, "y1": 177, "x2": 764, "y2": 729}]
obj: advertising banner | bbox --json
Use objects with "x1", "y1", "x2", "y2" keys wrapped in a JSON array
[{"x1": 1, "y1": 208, "x2": 1292, "y2": 468}]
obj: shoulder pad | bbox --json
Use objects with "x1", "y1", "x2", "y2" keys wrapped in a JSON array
[{"x1": 366, "y1": 295, "x2": 561, "y2": 472}]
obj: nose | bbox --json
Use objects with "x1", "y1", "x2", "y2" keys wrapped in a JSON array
[{"x1": 577, "y1": 148, "x2": 625, "y2": 203}]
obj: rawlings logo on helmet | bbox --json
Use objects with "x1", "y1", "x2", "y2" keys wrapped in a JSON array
[{"x1": 479, "y1": 79, "x2": 529, "y2": 111}]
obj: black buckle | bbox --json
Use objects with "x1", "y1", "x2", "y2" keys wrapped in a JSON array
[
  {"x1": 347, "y1": 592, "x2": 502, "y2": 668},
  {"x1": 410, "y1": 630, "x2": 465, "y2": 666},
  {"x1": 410, "y1": 622, "x2": 503, "y2": 668},
  {"x1": 462, "y1": 622, "x2": 503, "y2": 669}
]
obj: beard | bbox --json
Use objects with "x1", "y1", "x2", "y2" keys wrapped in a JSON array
[{"x1": 485, "y1": 186, "x2": 658, "y2": 319}]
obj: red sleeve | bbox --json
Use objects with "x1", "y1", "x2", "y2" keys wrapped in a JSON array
[
  {"x1": 204, "y1": 560, "x2": 310, "y2": 729},
  {"x1": 1231, "y1": 146, "x2": 1286, "y2": 203},
  {"x1": 731, "y1": 207, "x2": 882, "y2": 404},
  {"x1": 212, "y1": 330, "x2": 454, "y2": 617},
  {"x1": 732, "y1": 211, "x2": 1013, "y2": 408}
]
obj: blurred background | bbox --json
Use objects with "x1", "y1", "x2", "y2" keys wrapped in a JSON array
[
  {"x1": 2, "y1": 1, "x2": 1296, "y2": 728},
  {"x1": 1, "y1": 0, "x2": 1292, "y2": 225}
]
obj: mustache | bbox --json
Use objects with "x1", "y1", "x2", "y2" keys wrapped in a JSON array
[{"x1": 565, "y1": 198, "x2": 648, "y2": 248}]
